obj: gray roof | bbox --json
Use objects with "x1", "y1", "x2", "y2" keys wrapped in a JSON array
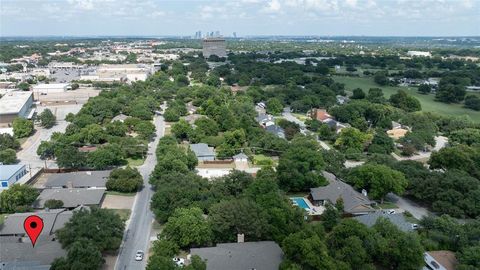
[
  {"x1": 190, "y1": 241, "x2": 283, "y2": 270},
  {"x1": 310, "y1": 171, "x2": 375, "y2": 215},
  {"x1": 33, "y1": 188, "x2": 105, "y2": 209},
  {"x1": 233, "y1": 153, "x2": 248, "y2": 160},
  {"x1": 353, "y1": 212, "x2": 415, "y2": 232},
  {"x1": 0, "y1": 235, "x2": 66, "y2": 269},
  {"x1": 44, "y1": 170, "x2": 110, "y2": 188},
  {"x1": 265, "y1": 125, "x2": 285, "y2": 139},
  {"x1": 111, "y1": 113, "x2": 128, "y2": 122},
  {"x1": 255, "y1": 113, "x2": 272, "y2": 123},
  {"x1": 190, "y1": 143, "x2": 216, "y2": 158},
  {"x1": 0, "y1": 208, "x2": 74, "y2": 236}
]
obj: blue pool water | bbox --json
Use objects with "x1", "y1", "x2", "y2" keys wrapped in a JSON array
[{"x1": 291, "y1": 197, "x2": 310, "y2": 210}]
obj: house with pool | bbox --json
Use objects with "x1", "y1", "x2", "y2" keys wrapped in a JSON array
[
  {"x1": 290, "y1": 197, "x2": 325, "y2": 216},
  {"x1": 309, "y1": 171, "x2": 376, "y2": 216}
]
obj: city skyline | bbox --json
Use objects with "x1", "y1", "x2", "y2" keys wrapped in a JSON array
[{"x1": 1, "y1": 0, "x2": 479, "y2": 37}]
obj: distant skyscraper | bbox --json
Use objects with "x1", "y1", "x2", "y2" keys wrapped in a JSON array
[
  {"x1": 202, "y1": 37, "x2": 226, "y2": 58},
  {"x1": 215, "y1": 30, "x2": 220, "y2": 37},
  {"x1": 233, "y1": 32, "x2": 237, "y2": 38},
  {"x1": 198, "y1": 31, "x2": 202, "y2": 39}
]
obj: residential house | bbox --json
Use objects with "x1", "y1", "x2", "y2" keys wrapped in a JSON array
[
  {"x1": 111, "y1": 113, "x2": 128, "y2": 122},
  {"x1": 265, "y1": 124, "x2": 286, "y2": 139},
  {"x1": 423, "y1": 251, "x2": 457, "y2": 270},
  {"x1": 336, "y1": 95, "x2": 349, "y2": 105},
  {"x1": 309, "y1": 171, "x2": 375, "y2": 216},
  {"x1": 256, "y1": 113, "x2": 274, "y2": 127},
  {"x1": 0, "y1": 207, "x2": 84, "y2": 270},
  {"x1": 353, "y1": 212, "x2": 418, "y2": 232},
  {"x1": 311, "y1": 108, "x2": 332, "y2": 122},
  {"x1": 43, "y1": 170, "x2": 110, "y2": 189},
  {"x1": 190, "y1": 241, "x2": 283, "y2": 270},
  {"x1": 33, "y1": 188, "x2": 106, "y2": 209},
  {"x1": 190, "y1": 143, "x2": 216, "y2": 161}
]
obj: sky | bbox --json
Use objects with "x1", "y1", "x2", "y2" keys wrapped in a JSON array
[{"x1": 1, "y1": 0, "x2": 479, "y2": 37}]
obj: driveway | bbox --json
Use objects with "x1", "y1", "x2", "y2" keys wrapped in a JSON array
[
  {"x1": 386, "y1": 193, "x2": 432, "y2": 220},
  {"x1": 392, "y1": 136, "x2": 448, "y2": 161}
]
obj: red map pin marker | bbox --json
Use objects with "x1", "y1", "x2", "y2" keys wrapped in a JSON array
[{"x1": 24, "y1": 215, "x2": 44, "y2": 247}]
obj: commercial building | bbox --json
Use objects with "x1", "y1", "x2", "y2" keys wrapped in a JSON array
[
  {"x1": 81, "y1": 64, "x2": 152, "y2": 83},
  {"x1": 0, "y1": 164, "x2": 28, "y2": 189},
  {"x1": 202, "y1": 38, "x2": 227, "y2": 58},
  {"x1": 190, "y1": 241, "x2": 283, "y2": 270},
  {"x1": 407, "y1": 51, "x2": 432, "y2": 57},
  {"x1": 0, "y1": 91, "x2": 34, "y2": 125},
  {"x1": 32, "y1": 83, "x2": 71, "y2": 94}
]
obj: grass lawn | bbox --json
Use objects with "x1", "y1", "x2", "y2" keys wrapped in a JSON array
[
  {"x1": 375, "y1": 202, "x2": 398, "y2": 209},
  {"x1": 253, "y1": 154, "x2": 276, "y2": 166},
  {"x1": 333, "y1": 75, "x2": 480, "y2": 122},
  {"x1": 110, "y1": 209, "x2": 131, "y2": 221},
  {"x1": 0, "y1": 214, "x2": 7, "y2": 225},
  {"x1": 105, "y1": 191, "x2": 137, "y2": 197},
  {"x1": 292, "y1": 113, "x2": 310, "y2": 122},
  {"x1": 164, "y1": 126, "x2": 172, "y2": 136},
  {"x1": 127, "y1": 158, "x2": 144, "y2": 167}
]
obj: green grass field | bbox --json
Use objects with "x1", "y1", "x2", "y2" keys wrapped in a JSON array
[
  {"x1": 333, "y1": 76, "x2": 480, "y2": 122},
  {"x1": 127, "y1": 158, "x2": 145, "y2": 167}
]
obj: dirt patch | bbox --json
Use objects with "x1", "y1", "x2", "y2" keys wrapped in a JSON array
[{"x1": 102, "y1": 194, "x2": 135, "y2": 210}]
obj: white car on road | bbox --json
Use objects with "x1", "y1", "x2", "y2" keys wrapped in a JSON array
[{"x1": 135, "y1": 250, "x2": 144, "y2": 261}]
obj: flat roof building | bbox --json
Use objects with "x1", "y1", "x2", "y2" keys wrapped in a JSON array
[
  {"x1": 32, "y1": 83, "x2": 71, "y2": 94},
  {"x1": 43, "y1": 170, "x2": 110, "y2": 189},
  {"x1": 0, "y1": 164, "x2": 28, "y2": 190},
  {"x1": 202, "y1": 38, "x2": 227, "y2": 58},
  {"x1": 0, "y1": 91, "x2": 34, "y2": 125}
]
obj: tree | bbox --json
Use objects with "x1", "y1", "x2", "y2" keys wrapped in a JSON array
[
  {"x1": 194, "y1": 117, "x2": 219, "y2": 137},
  {"x1": 458, "y1": 245, "x2": 480, "y2": 269},
  {"x1": 373, "y1": 71, "x2": 389, "y2": 86},
  {"x1": 105, "y1": 121, "x2": 128, "y2": 137},
  {"x1": 217, "y1": 129, "x2": 246, "y2": 158},
  {"x1": 464, "y1": 95, "x2": 480, "y2": 111},
  {"x1": 367, "y1": 88, "x2": 386, "y2": 103},
  {"x1": 134, "y1": 120, "x2": 156, "y2": 140},
  {"x1": 0, "y1": 184, "x2": 39, "y2": 213},
  {"x1": 56, "y1": 208, "x2": 124, "y2": 252},
  {"x1": 51, "y1": 239, "x2": 104, "y2": 270},
  {"x1": 367, "y1": 131, "x2": 395, "y2": 154},
  {"x1": 418, "y1": 84, "x2": 431, "y2": 94},
  {"x1": 172, "y1": 119, "x2": 193, "y2": 141},
  {"x1": 0, "y1": 149, "x2": 17, "y2": 164},
  {"x1": 161, "y1": 207, "x2": 212, "y2": 249},
  {"x1": 87, "y1": 144, "x2": 124, "y2": 169},
  {"x1": 449, "y1": 128, "x2": 480, "y2": 146},
  {"x1": 266, "y1": 97, "x2": 283, "y2": 115},
  {"x1": 347, "y1": 163, "x2": 408, "y2": 203},
  {"x1": 436, "y1": 76, "x2": 468, "y2": 103},
  {"x1": 351, "y1": 88, "x2": 366, "y2": 99},
  {"x1": 37, "y1": 140, "x2": 56, "y2": 160},
  {"x1": 208, "y1": 198, "x2": 268, "y2": 242},
  {"x1": 163, "y1": 108, "x2": 180, "y2": 122},
  {"x1": 55, "y1": 145, "x2": 87, "y2": 169},
  {"x1": 389, "y1": 90, "x2": 421, "y2": 112},
  {"x1": 71, "y1": 83, "x2": 79, "y2": 90},
  {"x1": 44, "y1": 199, "x2": 64, "y2": 209},
  {"x1": 277, "y1": 137, "x2": 326, "y2": 192},
  {"x1": 17, "y1": 82, "x2": 30, "y2": 91},
  {"x1": 106, "y1": 166, "x2": 143, "y2": 193},
  {"x1": 38, "y1": 108, "x2": 56, "y2": 128},
  {"x1": 12, "y1": 117, "x2": 34, "y2": 138},
  {"x1": 0, "y1": 133, "x2": 20, "y2": 151},
  {"x1": 322, "y1": 204, "x2": 340, "y2": 231},
  {"x1": 335, "y1": 127, "x2": 371, "y2": 152},
  {"x1": 429, "y1": 145, "x2": 480, "y2": 178}
]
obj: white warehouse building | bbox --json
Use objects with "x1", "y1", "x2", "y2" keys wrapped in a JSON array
[
  {"x1": 0, "y1": 164, "x2": 28, "y2": 189},
  {"x1": 33, "y1": 83, "x2": 71, "y2": 94}
]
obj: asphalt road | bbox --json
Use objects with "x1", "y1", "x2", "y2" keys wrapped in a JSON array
[
  {"x1": 115, "y1": 115, "x2": 165, "y2": 270},
  {"x1": 386, "y1": 193, "x2": 433, "y2": 220}
]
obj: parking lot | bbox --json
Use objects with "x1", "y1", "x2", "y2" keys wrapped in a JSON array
[{"x1": 36, "y1": 87, "x2": 100, "y2": 106}]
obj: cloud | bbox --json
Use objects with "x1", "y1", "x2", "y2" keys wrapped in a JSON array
[
  {"x1": 67, "y1": 0, "x2": 94, "y2": 10},
  {"x1": 263, "y1": 0, "x2": 282, "y2": 13}
]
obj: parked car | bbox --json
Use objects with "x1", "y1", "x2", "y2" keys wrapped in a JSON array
[
  {"x1": 173, "y1": 257, "x2": 185, "y2": 266},
  {"x1": 135, "y1": 250, "x2": 144, "y2": 261},
  {"x1": 387, "y1": 210, "x2": 396, "y2": 214}
]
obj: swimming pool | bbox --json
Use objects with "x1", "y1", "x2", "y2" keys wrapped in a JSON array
[{"x1": 291, "y1": 197, "x2": 310, "y2": 210}]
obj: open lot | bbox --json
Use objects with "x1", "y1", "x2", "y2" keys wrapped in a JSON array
[
  {"x1": 101, "y1": 194, "x2": 135, "y2": 210},
  {"x1": 333, "y1": 75, "x2": 480, "y2": 122}
]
